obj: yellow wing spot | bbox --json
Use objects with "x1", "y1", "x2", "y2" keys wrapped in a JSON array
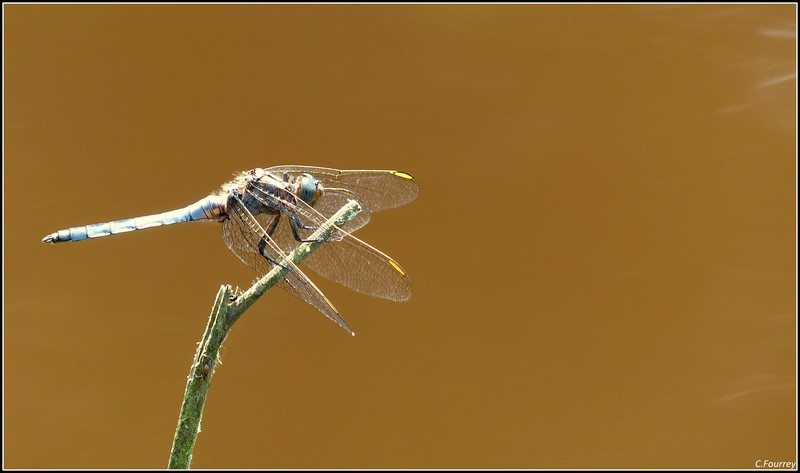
[
  {"x1": 323, "y1": 295, "x2": 338, "y2": 311},
  {"x1": 393, "y1": 171, "x2": 414, "y2": 180},
  {"x1": 388, "y1": 258, "x2": 406, "y2": 276}
]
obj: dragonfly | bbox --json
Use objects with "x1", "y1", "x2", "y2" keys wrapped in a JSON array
[{"x1": 42, "y1": 165, "x2": 419, "y2": 334}]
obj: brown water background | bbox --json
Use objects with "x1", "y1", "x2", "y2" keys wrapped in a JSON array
[{"x1": 4, "y1": 4, "x2": 796, "y2": 469}]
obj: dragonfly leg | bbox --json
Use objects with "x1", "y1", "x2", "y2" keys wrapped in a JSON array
[
  {"x1": 265, "y1": 213, "x2": 280, "y2": 238},
  {"x1": 256, "y1": 241, "x2": 307, "y2": 292},
  {"x1": 289, "y1": 214, "x2": 328, "y2": 243},
  {"x1": 257, "y1": 216, "x2": 291, "y2": 270},
  {"x1": 257, "y1": 238, "x2": 288, "y2": 269},
  {"x1": 255, "y1": 215, "x2": 310, "y2": 286}
]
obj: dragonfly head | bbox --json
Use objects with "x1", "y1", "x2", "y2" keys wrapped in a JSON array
[{"x1": 295, "y1": 173, "x2": 322, "y2": 206}]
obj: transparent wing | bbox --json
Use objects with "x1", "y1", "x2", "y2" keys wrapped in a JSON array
[
  {"x1": 221, "y1": 196, "x2": 353, "y2": 334},
  {"x1": 246, "y1": 184, "x2": 413, "y2": 301},
  {"x1": 264, "y1": 165, "x2": 420, "y2": 233}
]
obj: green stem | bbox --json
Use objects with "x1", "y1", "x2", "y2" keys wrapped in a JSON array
[{"x1": 167, "y1": 200, "x2": 362, "y2": 469}]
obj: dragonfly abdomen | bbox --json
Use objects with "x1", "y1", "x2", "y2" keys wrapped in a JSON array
[{"x1": 42, "y1": 195, "x2": 228, "y2": 244}]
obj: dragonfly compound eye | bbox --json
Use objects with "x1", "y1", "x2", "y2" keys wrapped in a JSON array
[{"x1": 297, "y1": 173, "x2": 321, "y2": 206}]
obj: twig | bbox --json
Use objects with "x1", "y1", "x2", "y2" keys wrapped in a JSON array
[{"x1": 167, "y1": 200, "x2": 362, "y2": 469}]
